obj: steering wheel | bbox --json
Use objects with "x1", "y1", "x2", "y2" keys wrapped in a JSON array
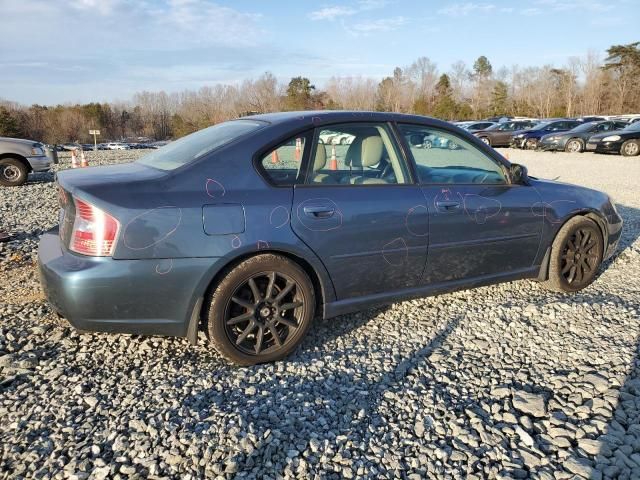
[
  {"x1": 380, "y1": 162, "x2": 394, "y2": 179},
  {"x1": 474, "y1": 172, "x2": 489, "y2": 184}
]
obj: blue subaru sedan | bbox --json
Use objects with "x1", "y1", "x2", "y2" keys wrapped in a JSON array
[{"x1": 38, "y1": 111, "x2": 622, "y2": 365}]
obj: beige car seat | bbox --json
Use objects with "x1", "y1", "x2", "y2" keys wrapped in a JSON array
[
  {"x1": 311, "y1": 143, "x2": 333, "y2": 184},
  {"x1": 344, "y1": 135, "x2": 388, "y2": 184}
]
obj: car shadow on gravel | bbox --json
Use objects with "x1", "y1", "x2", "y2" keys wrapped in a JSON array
[
  {"x1": 177, "y1": 312, "x2": 463, "y2": 477},
  {"x1": 27, "y1": 172, "x2": 56, "y2": 184}
]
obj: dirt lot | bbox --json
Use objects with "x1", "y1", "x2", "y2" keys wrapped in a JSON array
[{"x1": 1, "y1": 148, "x2": 639, "y2": 479}]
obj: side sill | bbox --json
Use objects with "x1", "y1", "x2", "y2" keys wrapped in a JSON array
[{"x1": 323, "y1": 266, "x2": 539, "y2": 319}]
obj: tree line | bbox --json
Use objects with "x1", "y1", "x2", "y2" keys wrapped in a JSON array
[{"x1": 1, "y1": 43, "x2": 638, "y2": 144}]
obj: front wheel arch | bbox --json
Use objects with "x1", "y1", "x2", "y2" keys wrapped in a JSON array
[
  {"x1": 0, "y1": 153, "x2": 31, "y2": 172},
  {"x1": 537, "y1": 210, "x2": 608, "y2": 281}
]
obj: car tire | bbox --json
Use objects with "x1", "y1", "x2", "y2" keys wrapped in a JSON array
[
  {"x1": 565, "y1": 138, "x2": 584, "y2": 153},
  {"x1": 423, "y1": 139, "x2": 432, "y2": 149},
  {"x1": 525, "y1": 139, "x2": 537, "y2": 150},
  {"x1": 621, "y1": 139, "x2": 640, "y2": 157},
  {"x1": 206, "y1": 254, "x2": 315, "y2": 365},
  {"x1": 479, "y1": 137, "x2": 491, "y2": 146},
  {"x1": 542, "y1": 216, "x2": 604, "y2": 293},
  {"x1": 0, "y1": 158, "x2": 28, "y2": 187}
]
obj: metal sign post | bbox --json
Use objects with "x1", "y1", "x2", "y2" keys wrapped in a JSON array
[{"x1": 89, "y1": 129, "x2": 100, "y2": 151}]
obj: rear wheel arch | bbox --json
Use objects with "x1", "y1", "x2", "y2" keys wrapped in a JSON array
[{"x1": 198, "y1": 249, "x2": 330, "y2": 328}]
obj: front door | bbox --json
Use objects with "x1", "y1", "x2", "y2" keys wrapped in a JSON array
[
  {"x1": 397, "y1": 123, "x2": 543, "y2": 284},
  {"x1": 291, "y1": 122, "x2": 429, "y2": 299}
]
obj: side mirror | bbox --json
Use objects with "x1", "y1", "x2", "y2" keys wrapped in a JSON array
[{"x1": 510, "y1": 163, "x2": 529, "y2": 184}]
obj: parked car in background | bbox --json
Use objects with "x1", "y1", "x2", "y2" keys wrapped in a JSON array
[
  {"x1": 61, "y1": 143, "x2": 82, "y2": 151},
  {"x1": 0, "y1": 136, "x2": 52, "y2": 186},
  {"x1": 105, "y1": 142, "x2": 129, "y2": 150},
  {"x1": 577, "y1": 116, "x2": 607, "y2": 123},
  {"x1": 39, "y1": 111, "x2": 622, "y2": 365},
  {"x1": 586, "y1": 120, "x2": 640, "y2": 156},
  {"x1": 148, "y1": 141, "x2": 170, "y2": 149},
  {"x1": 539, "y1": 120, "x2": 629, "y2": 153},
  {"x1": 473, "y1": 120, "x2": 538, "y2": 147},
  {"x1": 511, "y1": 120, "x2": 582, "y2": 149},
  {"x1": 459, "y1": 121, "x2": 496, "y2": 132}
]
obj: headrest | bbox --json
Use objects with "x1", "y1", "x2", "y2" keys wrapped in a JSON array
[{"x1": 345, "y1": 136, "x2": 384, "y2": 168}]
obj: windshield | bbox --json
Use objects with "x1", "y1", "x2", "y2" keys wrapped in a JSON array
[
  {"x1": 137, "y1": 119, "x2": 266, "y2": 171},
  {"x1": 570, "y1": 122, "x2": 597, "y2": 133},
  {"x1": 623, "y1": 121, "x2": 640, "y2": 132}
]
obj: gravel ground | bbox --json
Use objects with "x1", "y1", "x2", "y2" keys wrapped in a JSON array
[{"x1": 1, "y1": 148, "x2": 639, "y2": 479}]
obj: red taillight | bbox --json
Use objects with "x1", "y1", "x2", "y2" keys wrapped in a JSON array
[{"x1": 69, "y1": 198, "x2": 120, "y2": 257}]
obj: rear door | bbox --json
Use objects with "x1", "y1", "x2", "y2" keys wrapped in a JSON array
[
  {"x1": 290, "y1": 122, "x2": 429, "y2": 300},
  {"x1": 397, "y1": 123, "x2": 543, "y2": 284}
]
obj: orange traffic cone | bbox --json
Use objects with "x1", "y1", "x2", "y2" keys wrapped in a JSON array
[
  {"x1": 295, "y1": 137, "x2": 301, "y2": 161},
  {"x1": 71, "y1": 149, "x2": 79, "y2": 168},
  {"x1": 329, "y1": 145, "x2": 338, "y2": 171},
  {"x1": 271, "y1": 150, "x2": 279, "y2": 164},
  {"x1": 80, "y1": 150, "x2": 88, "y2": 167}
]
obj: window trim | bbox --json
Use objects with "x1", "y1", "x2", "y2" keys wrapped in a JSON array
[
  {"x1": 252, "y1": 128, "x2": 314, "y2": 188},
  {"x1": 298, "y1": 120, "x2": 417, "y2": 188},
  {"x1": 395, "y1": 122, "x2": 515, "y2": 187}
]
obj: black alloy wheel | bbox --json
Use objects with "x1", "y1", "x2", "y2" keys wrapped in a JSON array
[
  {"x1": 559, "y1": 227, "x2": 600, "y2": 285},
  {"x1": 542, "y1": 216, "x2": 604, "y2": 293},
  {"x1": 224, "y1": 271, "x2": 303, "y2": 356},
  {"x1": 207, "y1": 254, "x2": 315, "y2": 365}
]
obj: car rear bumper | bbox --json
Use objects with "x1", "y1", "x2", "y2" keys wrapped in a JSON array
[
  {"x1": 585, "y1": 140, "x2": 623, "y2": 154},
  {"x1": 27, "y1": 155, "x2": 52, "y2": 172},
  {"x1": 38, "y1": 228, "x2": 214, "y2": 338}
]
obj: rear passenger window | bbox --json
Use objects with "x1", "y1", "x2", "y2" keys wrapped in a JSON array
[
  {"x1": 259, "y1": 135, "x2": 306, "y2": 186},
  {"x1": 307, "y1": 123, "x2": 409, "y2": 185}
]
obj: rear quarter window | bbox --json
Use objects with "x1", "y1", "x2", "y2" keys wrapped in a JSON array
[{"x1": 137, "y1": 119, "x2": 266, "y2": 171}]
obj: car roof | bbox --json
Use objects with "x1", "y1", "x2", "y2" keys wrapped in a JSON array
[{"x1": 244, "y1": 110, "x2": 455, "y2": 130}]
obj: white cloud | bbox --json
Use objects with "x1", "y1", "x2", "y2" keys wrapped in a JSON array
[
  {"x1": 309, "y1": 0, "x2": 391, "y2": 20},
  {"x1": 534, "y1": 0, "x2": 612, "y2": 12},
  {"x1": 309, "y1": 6, "x2": 357, "y2": 20},
  {"x1": 69, "y1": 0, "x2": 121, "y2": 15},
  {"x1": 437, "y1": 2, "x2": 496, "y2": 16},
  {"x1": 351, "y1": 16, "x2": 406, "y2": 33}
]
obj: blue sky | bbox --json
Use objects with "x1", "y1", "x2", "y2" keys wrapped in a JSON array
[{"x1": 0, "y1": 0, "x2": 638, "y2": 105}]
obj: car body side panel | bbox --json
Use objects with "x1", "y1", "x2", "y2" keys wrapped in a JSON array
[
  {"x1": 291, "y1": 185, "x2": 429, "y2": 300},
  {"x1": 420, "y1": 184, "x2": 543, "y2": 283}
]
